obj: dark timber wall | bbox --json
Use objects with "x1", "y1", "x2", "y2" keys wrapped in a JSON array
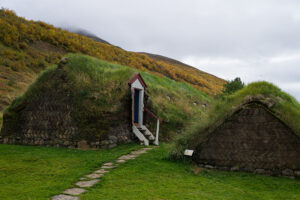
[{"x1": 193, "y1": 103, "x2": 300, "y2": 177}]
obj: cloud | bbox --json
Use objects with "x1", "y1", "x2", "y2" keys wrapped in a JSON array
[{"x1": 2, "y1": 0, "x2": 300, "y2": 101}]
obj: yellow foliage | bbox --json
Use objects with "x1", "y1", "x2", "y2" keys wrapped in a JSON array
[{"x1": 0, "y1": 8, "x2": 225, "y2": 109}]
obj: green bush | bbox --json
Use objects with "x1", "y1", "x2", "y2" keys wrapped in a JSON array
[{"x1": 222, "y1": 77, "x2": 244, "y2": 95}]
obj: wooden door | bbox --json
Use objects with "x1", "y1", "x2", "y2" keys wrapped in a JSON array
[{"x1": 134, "y1": 89, "x2": 140, "y2": 124}]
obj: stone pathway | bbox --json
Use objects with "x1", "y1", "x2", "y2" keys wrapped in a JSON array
[{"x1": 51, "y1": 147, "x2": 153, "y2": 200}]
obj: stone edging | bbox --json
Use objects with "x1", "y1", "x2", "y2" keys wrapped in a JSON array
[{"x1": 51, "y1": 147, "x2": 153, "y2": 200}]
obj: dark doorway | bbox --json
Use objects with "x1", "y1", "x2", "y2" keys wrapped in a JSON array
[{"x1": 134, "y1": 89, "x2": 140, "y2": 124}]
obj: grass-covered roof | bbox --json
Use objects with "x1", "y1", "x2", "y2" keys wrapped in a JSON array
[
  {"x1": 169, "y1": 81, "x2": 300, "y2": 160},
  {"x1": 2, "y1": 54, "x2": 210, "y2": 140}
]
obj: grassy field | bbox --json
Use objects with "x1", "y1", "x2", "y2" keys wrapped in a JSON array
[
  {"x1": 79, "y1": 145, "x2": 300, "y2": 200},
  {"x1": 0, "y1": 144, "x2": 299, "y2": 200},
  {"x1": 0, "y1": 144, "x2": 140, "y2": 200}
]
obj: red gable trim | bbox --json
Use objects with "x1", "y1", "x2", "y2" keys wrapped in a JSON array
[{"x1": 128, "y1": 73, "x2": 147, "y2": 88}]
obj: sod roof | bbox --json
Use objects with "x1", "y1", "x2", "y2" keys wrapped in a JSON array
[
  {"x1": 2, "y1": 54, "x2": 211, "y2": 141},
  {"x1": 169, "y1": 81, "x2": 300, "y2": 160}
]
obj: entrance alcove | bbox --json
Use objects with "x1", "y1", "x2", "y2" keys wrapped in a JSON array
[{"x1": 128, "y1": 73, "x2": 159, "y2": 145}]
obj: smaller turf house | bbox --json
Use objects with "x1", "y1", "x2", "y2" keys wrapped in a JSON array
[
  {"x1": 171, "y1": 82, "x2": 300, "y2": 177},
  {"x1": 0, "y1": 54, "x2": 210, "y2": 149}
]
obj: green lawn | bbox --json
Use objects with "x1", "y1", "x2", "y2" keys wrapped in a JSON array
[
  {"x1": 0, "y1": 144, "x2": 140, "y2": 200},
  {"x1": 0, "y1": 144, "x2": 299, "y2": 200},
  {"x1": 80, "y1": 145, "x2": 300, "y2": 200}
]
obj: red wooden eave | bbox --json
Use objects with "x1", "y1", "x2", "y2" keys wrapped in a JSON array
[{"x1": 128, "y1": 73, "x2": 147, "y2": 88}]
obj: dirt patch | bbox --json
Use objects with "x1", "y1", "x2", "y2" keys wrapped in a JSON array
[{"x1": 30, "y1": 40, "x2": 67, "y2": 55}]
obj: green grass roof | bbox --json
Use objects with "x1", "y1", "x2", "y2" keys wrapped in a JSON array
[
  {"x1": 169, "y1": 81, "x2": 300, "y2": 160},
  {"x1": 2, "y1": 54, "x2": 210, "y2": 140}
]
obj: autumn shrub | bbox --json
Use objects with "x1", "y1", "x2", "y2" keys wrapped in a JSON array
[
  {"x1": 14, "y1": 62, "x2": 25, "y2": 71},
  {"x1": 19, "y1": 42, "x2": 28, "y2": 49},
  {"x1": 7, "y1": 76, "x2": 16, "y2": 86},
  {"x1": 1, "y1": 58, "x2": 12, "y2": 67}
]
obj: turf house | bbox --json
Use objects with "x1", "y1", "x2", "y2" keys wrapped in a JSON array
[
  {"x1": 171, "y1": 82, "x2": 300, "y2": 177},
  {"x1": 0, "y1": 55, "x2": 161, "y2": 149}
]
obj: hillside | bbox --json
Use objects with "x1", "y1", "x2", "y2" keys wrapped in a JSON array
[
  {"x1": 0, "y1": 9, "x2": 225, "y2": 120},
  {"x1": 169, "y1": 82, "x2": 300, "y2": 160},
  {"x1": 1, "y1": 54, "x2": 210, "y2": 143},
  {"x1": 141, "y1": 52, "x2": 204, "y2": 72},
  {"x1": 66, "y1": 27, "x2": 111, "y2": 45},
  {"x1": 140, "y1": 52, "x2": 223, "y2": 88}
]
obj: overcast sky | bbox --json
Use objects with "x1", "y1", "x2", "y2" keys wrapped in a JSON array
[{"x1": 2, "y1": 0, "x2": 300, "y2": 101}]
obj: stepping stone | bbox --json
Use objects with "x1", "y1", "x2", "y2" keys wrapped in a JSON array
[
  {"x1": 142, "y1": 147, "x2": 153, "y2": 150},
  {"x1": 51, "y1": 194, "x2": 79, "y2": 200},
  {"x1": 116, "y1": 159, "x2": 126, "y2": 163},
  {"x1": 76, "y1": 179, "x2": 99, "y2": 188},
  {"x1": 79, "y1": 177, "x2": 88, "y2": 180},
  {"x1": 94, "y1": 169, "x2": 109, "y2": 174},
  {"x1": 101, "y1": 165, "x2": 116, "y2": 169},
  {"x1": 86, "y1": 173, "x2": 104, "y2": 179},
  {"x1": 118, "y1": 155, "x2": 136, "y2": 160},
  {"x1": 64, "y1": 188, "x2": 87, "y2": 195},
  {"x1": 103, "y1": 162, "x2": 114, "y2": 166},
  {"x1": 131, "y1": 150, "x2": 147, "y2": 155}
]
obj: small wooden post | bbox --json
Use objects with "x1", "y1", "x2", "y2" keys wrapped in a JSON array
[{"x1": 154, "y1": 119, "x2": 160, "y2": 145}]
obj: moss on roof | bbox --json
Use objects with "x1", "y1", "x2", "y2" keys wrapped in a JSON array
[{"x1": 169, "y1": 81, "x2": 300, "y2": 160}]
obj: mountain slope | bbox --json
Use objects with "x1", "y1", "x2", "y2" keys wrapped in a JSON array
[
  {"x1": 141, "y1": 52, "x2": 199, "y2": 69},
  {"x1": 65, "y1": 27, "x2": 111, "y2": 45},
  {"x1": 140, "y1": 52, "x2": 222, "y2": 87},
  {"x1": 0, "y1": 9, "x2": 225, "y2": 123}
]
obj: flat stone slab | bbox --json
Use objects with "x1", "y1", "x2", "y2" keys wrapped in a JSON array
[
  {"x1": 76, "y1": 179, "x2": 99, "y2": 188},
  {"x1": 86, "y1": 173, "x2": 104, "y2": 179},
  {"x1": 103, "y1": 162, "x2": 114, "y2": 166},
  {"x1": 142, "y1": 147, "x2": 153, "y2": 150},
  {"x1": 131, "y1": 150, "x2": 147, "y2": 155},
  {"x1": 79, "y1": 177, "x2": 88, "y2": 180},
  {"x1": 95, "y1": 169, "x2": 109, "y2": 174},
  {"x1": 101, "y1": 165, "x2": 116, "y2": 169},
  {"x1": 116, "y1": 159, "x2": 126, "y2": 163},
  {"x1": 52, "y1": 194, "x2": 79, "y2": 200},
  {"x1": 64, "y1": 188, "x2": 87, "y2": 195},
  {"x1": 118, "y1": 155, "x2": 136, "y2": 160}
]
